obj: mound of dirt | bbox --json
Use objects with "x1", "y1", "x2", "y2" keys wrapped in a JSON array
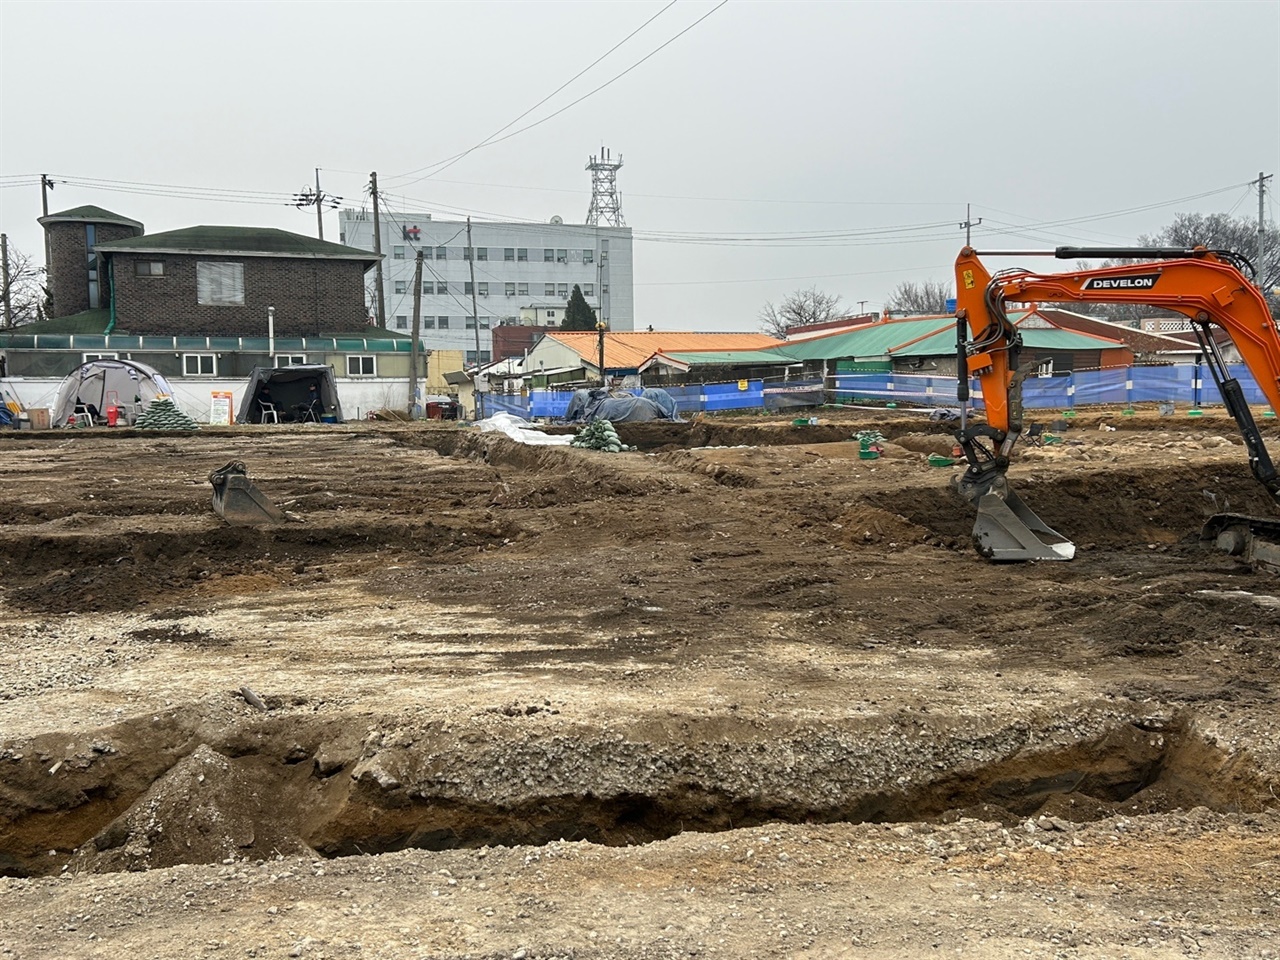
[{"x1": 71, "y1": 744, "x2": 311, "y2": 873}]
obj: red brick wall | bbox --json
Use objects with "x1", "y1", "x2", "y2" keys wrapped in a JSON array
[
  {"x1": 45, "y1": 221, "x2": 138, "y2": 319},
  {"x1": 493, "y1": 324, "x2": 554, "y2": 361},
  {"x1": 108, "y1": 253, "x2": 368, "y2": 336}
]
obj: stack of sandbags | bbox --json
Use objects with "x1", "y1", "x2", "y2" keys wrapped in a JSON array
[
  {"x1": 570, "y1": 419, "x2": 633, "y2": 453},
  {"x1": 134, "y1": 397, "x2": 200, "y2": 431}
]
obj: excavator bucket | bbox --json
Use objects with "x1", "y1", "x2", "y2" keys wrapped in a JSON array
[
  {"x1": 208, "y1": 461, "x2": 286, "y2": 526},
  {"x1": 972, "y1": 489, "x2": 1075, "y2": 562}
]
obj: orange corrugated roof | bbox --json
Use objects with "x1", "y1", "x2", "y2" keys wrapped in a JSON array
[{"x1": 548, "y1": 331, "x2": 785, "y2": 370}]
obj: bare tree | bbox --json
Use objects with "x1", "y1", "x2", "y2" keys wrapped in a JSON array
[
  {"x1": 1, "y1": 243, "x2": 47, "y2": 328},
  {"x1": 885, "y1": 279, "x2": 952, "y2": 315},
  {"x1": 758, "y1": 286, "x2": 845, "y2": 338}
]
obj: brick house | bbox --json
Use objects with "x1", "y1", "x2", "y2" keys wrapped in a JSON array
[{"x1": 39, "y1": 205, "x2": 145, "y2": 320}]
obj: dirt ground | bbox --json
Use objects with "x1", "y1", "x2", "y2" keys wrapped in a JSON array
[{"x1": 1, "y1": 408, "x2": 1278, "y2": 959}]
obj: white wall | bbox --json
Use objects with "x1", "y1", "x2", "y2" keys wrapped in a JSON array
[{"x1": 4, "y1": 376, "x2": 416, "y2": 424}]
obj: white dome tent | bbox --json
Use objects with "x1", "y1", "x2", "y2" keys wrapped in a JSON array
[{"x1": 51, "y1": 359, "x2": 177, "y2": 427}]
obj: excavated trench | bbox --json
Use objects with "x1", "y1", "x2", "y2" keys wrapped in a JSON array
[{"x1": 0, "y1": 709, "x2": 1268, "y2": 878}]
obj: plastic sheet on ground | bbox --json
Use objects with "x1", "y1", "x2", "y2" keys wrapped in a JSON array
[{"x1": 474, "y1": 412, "x2": 572, "y2": 446}]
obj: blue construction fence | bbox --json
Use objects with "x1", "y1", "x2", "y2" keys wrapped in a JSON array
[
  {"x1": 831, "y1": 364, "x2": 1271, "y2": 410},
  {"x1": 481, "y1": 380, "x2": 768, "y2": 419}
]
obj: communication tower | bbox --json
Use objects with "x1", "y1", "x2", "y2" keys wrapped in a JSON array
[{"x1": 585, "y1": 147, "x2": 625, "y2": 227}]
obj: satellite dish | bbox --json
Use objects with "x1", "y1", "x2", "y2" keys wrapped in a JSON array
[{"x1": 550, "y1": 215, "x2": 563, "y2": 224}]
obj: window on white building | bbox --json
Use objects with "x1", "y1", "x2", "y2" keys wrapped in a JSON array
[
  {"x1": 583, "y1": 250, "x2": 593, "y2": 264},
  {"x1": 518, "y1": 282, "x2": 529, "y2": 296},
  {"x1": 275, "y1": 354, "x2": 307, "y2": 367},
  {"x1": 465, "y1": 281, "x2": 474, "y2": 295},
  {"x1": 347, "y1": 355, "x2": 376, "y2": 377},
  {"x1": 463, "y1": 247, "x2": 473, "y2": 261},
  {"x1": 556, "y1": 249, "x2": 567, "y2": 263},
  {"x1": 546, "y1": 310, "x2": 557, "y2": 318},
  {"x1": 393, "y1": 246, "x2": 405, "y2": 260},
  {"x1": 394, "y1": 280, "x2": 406, "y2": 294},
  {"x1": 422, "y1": 281, "x2": 431, "y2": 295},
  {"x1": 544, "y1": 283, "x2": 555, "y2": 296},
  {"x1": 422, "y1": 317, "x2": 435, "y2": 329},
  {"x1": 584, "y1": 283, "x2": 594, "y2": 297},
  {"x1": 436, "y1": 246, "x2": 447, "y2": 260},
  {"x1": 465, "y1": 316, "x2": 476, "y2": 330},
  {"x1": 543, "y1": 248, "x2": 554, "y2": 262},
  {"x1": 437, "y1": 281, "x2": 449, "y2": 295},
  {"x1": 557, "y1": 284, "x2": 568, "y2": 299},
  {"x1": 395, "y1": 315, "x2": 408, "y2": 329},
  {"x1": 517, "y1": 248, "x2": 528, "y2": 262},
  {"x1": 478, "y1": 282, "x2": 488, "y2": 296},
  {"x1": 476, "y1": 247, "x2": 488, "y2": 261},
  {"x1": 196, "y1": 262, "x2": 244, "y2": 306},
  {"x1": 504, "y1": 248, "x2": 515, "y2": 261},
  {"x1": 480, "y1": 316, "x2": 490, "y2": 328},
  {"x1": 438, "y1": 316, "x2": 450, "y2": 329},
  {"x1": 184, "y1": 353, "x2": 216, "y2": 376},
  {"x1": 505, "y1": 282, "x2": 516, "y2": 296}
]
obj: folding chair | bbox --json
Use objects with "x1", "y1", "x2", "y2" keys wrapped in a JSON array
[{"x1": 1025, "y1": 423, "x2": 1045, "y2": 447}]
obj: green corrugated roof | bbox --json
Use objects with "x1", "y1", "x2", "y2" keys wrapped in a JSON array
[
  {"x1": 780, "y1": 318, "x2": 953, "y2": 361},
  {"x1": 39, "y1": 206, "x2": 143, "y2": 229},
  {"x1": 95, "y1": 225, "x2": 378, "y2": 261},
  {"x1": 891, "y1": 324, "x2": 1123, "y2": 357},
  {"x1": 3, "y1": 309, "x2": 111, "y2": 335},
  {"x1": 659, "y1": 348, "x2": 800, "y2": 366}
]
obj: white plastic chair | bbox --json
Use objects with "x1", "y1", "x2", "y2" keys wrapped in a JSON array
[{"x1": 258, "y1": 400, "x2": 280, "y2": 424}]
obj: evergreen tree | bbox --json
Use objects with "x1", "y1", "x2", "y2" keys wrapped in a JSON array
[{"x1": 561, "y1": 284, "x2": 598, "y2": 331}]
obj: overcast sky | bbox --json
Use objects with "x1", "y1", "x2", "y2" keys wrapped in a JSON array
[{"x1": 2, "y1": 0, "x2": 1278, "y2": 330}]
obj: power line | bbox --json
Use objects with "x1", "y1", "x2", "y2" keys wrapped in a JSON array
[
  {"x1": 386, "y1": 0, "x2": 679, "y2": 185},
  {"x1": 389, "y1": 0, "x2": 729, "y2": 188}
]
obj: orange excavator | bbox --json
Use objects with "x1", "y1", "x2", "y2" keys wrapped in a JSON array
[{"x1": 953, "y1": 244, "x2": 1279, "y2": 563}]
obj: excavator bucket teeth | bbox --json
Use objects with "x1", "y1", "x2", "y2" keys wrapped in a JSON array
[
  {"x1": 972, "y1": 490, "x2": 1075, "y2": 562},
  {"x1": 208, "y1": 461, "x2": 286, "y2": 526}
]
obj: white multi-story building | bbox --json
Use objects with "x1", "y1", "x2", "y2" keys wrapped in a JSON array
[{"x1": 338, "y1": 210, "x2": 634, "y2": 366}]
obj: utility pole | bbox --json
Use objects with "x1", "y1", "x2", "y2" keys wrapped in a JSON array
[
  {"x1": 959, "y1": 203, "x2": 982, "y2": 247},
  {"x1": 292, "y1": 170, "x2": 340, "y2": 241},
  {"x1": 1, "y1": 233, "x2": 11, "y2": 328},
  {"x1": 370, "y1": 171, "x2": 387, "y2": 329},
  {"x1": 409, "y1": 249, "x2": 423, "y2": 419},
  {"x1": 1256, "y1": 171, "x2": 1273, "y2": 286},
  {"x1": 40, "y1": 174, "x2": 52, "y2": 217},
  {"x1": 467, "y1": 217, "x2": 484, "y2": 419}
]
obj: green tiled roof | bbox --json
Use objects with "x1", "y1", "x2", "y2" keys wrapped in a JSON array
[
  {"x1": 95, "y1": 225, "x2": 378, "y2": 261},
  {"x1": 891, "y1": 324, "x2": 1124, "y2": 357},
  {"x1": 779, "y1": 319, "x2": 951, "y2": 362},
  {"x1": 3, "y1": 309, "x2": 111, "y2": 335},
  {"x1": 39, "y1": 206, "x2": 143, "y2": 229}
]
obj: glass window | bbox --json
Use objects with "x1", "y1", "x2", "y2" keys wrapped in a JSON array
[
  {"x1": 395, "y1": 315, "x2": 408, "y2": 329},
  {"x1": 437, "y1": 281, "x2": 449, "y2": 295},
  {"x1": 464, "y1": 281, "x2": 474, "y2": 295},
  {"x1": 465, "y1": 316, "x2": 476, "y2": 329},
  {"x1": 583, "y1": 250, "x2": 593, "y2": 264},
  {"x1": 478, "y1": 282, "x2": 488, "y2": 296},
  {"x1": 557, "y1": 284, "x2": 568, "y2": 299},
  {"x1": 480, "y1": 350, "x2": 491, "y2": 363},
  {"x1": 393, "y1": 246, "x2": 405, "y2": 260},
  {"x1": 476, "y1": 247, "x2": 488, "y2": 261},
  {"x1": 196, "y1": 262, "x2": 245, "y2": 306},
  {"x1": 463, "y1": 247, "x2": 473, "y2": 261},
  {"x1": 518, "y1": 282, "x2": 528, "y2": 296},
  {"x1": 517, "y1": 248, "x2": 528, "y2": 262},
  {"x1": 504, "y1": 248, "x2": 515, "y2": 261},
  {"x1": 546, "y1": 310, "x2": 557, "y2": 318},
  {"x1": 183, "y1": 353, "x2": 216, "y2": 376},
  {"x1": 134, "y1": 261, "x2": 165, "y2": 277},
  {"x1": 505, "y1": 282, "x2": 515, "y2": 296},
  {"x1": 556, "y1": 249, "x2": 567, "y2": 262},
  {"x1": 394, "y1": 280, "x2": 406, "y2": 294},
  {"x1": 275, "y1": 354, "x2": 306, "y2": 366},
  {"x1": 544, "y1": 283, "x2": 555, "y2": 296},
  {"x1": 435, "y1": 246, "x2": 447, "y2": 260},
  {"x1": 422, "y1": 317, "x2": 435, "y2": 329},
  {"x1": 422, "y1": 281, "x2": 431, "y2": 295},
  {"x1": 466, "y1": 351, "x2": 477, "y2": 366},
  {"x1": 347, "y1": 355, "x2": 376, "y2": 376},
  {"x1": 438, "y1": 316, "x2": 450, "y2": 329},
  {"x1": 584, "y1": 283, "x2": 594, "y2": 297},
  {"x1": 543, "y1": 248, "x2": 554, "y2": 262},
  {"x1": 480, "y1": 317, "x2": 490, "y2": 328}
]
